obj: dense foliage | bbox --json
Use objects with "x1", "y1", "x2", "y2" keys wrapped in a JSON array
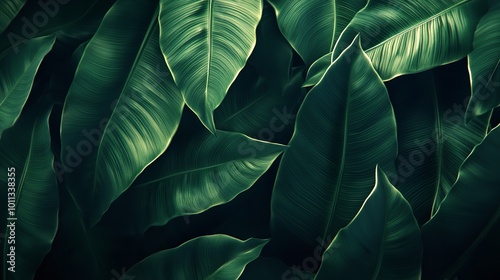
[{"x1": 1, "y1": 0, "x2": 499, "y2": 279}]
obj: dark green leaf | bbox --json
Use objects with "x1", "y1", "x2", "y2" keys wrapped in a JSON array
[
  {"x1": 0, "y1": 107, "x2": 59, "y2": 280},
  {"x1": 422, "y1": 124, "x2": 500, "y2": 279},
  {"x1": 103, "y1": 130, "x2": 286, "y2": 234},
  {"x1": 126, "y1": 234, "x2": 267, "y2": 279},
  {"x1": 466, "y1": 0, "x2": 500, "y2": 121},
  {"x1": 387, "y1": 65, "x2": 489, "y2": 225},
  {"x1": 0, "y1": 35, "x2": 54, "y2": 137},
  {"x1": 315, "y1": 167, "x2": 422, "y2": 280},
  {"x1": 270, "y1": 36, "x2": 398, "y2": 262},
  {"x1": 60, "y1": 0, "x2": 183, "y2": 226},
  {"x1": 0, "y1": 0, "x2": 26, "y2": 33}
]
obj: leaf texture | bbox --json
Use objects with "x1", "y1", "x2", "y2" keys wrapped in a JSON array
[
  {"x1": 60, "y1": 0, "x2": 183, "y2": 226},
  {"x1": 270, "y1": 36, "x2": 398, "y2": 263},
  {"x1": 159, "y1": 0, "x2": 262, "y2": 132}
]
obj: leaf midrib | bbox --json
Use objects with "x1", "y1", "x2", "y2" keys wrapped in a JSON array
[
  {"x1": 91, "y1": 8, "x2": 159, "y2": 200},
  {"x1": 365, "y1": 0, "x2": 469, "y2": 53},
  {"x1": 205, "y1": 0, "x2": 214, "y2": 107}
]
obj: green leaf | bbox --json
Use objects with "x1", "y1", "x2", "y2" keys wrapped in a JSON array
[
  {"x1": 315, "y1": 167, "x2": 422, "y2": 280},
  {"x1": 0, "y1": 35, "x2": 55, "y2": 137},
  {"x1": 387, "y1": 65, "x2": 490, "y2": 225},
  {"x1": 466, "y1": 0, "x2": 500, "y2": 121},
  {"x1": 0, "y1": 0, "x2": 26, "y2": 33},
  {"x1": 305, "y1": 0, "x2": 486, "y2": 87},
  {"x1": 126, "y1": 234, "x2": 268, "y2": 279},
  {"x1": 270, "y1": 36, "x2": 398, "y2": 262},
  {"x1": 303, "y1": 53, "x2": 330, "y2": 87},
  {"x1": 333, "y1": 0, "x2": 486, "y2": 80},
  {"x1": 0, "y1": 0, "x2": 99, "y2": 54},
  {"x1": 159, "y1": 0, "x2": 262, "y2": 132},
  {"x1": 102, "y1": 130, "x2": 286, "y2": 234},
  {"x1": 60, "y1": 0, "x2": 183, "y2": 226},
  {"x1": 422, "y1": 124, "x2": 500, "y2": 279},
  {"x1": 1, "y1": 107, "x2": 59, "y2": 280},
  {"x1": 267, "y1": 0, "x2": 368, "y2": 64}
]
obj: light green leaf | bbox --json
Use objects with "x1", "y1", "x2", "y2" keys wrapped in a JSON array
[
  {"x1": 305, "y1": 0, "x2": 486, "y2": 87},
  {"x1": 270, "y1": 36, "x2": 398, "y2": 262},
  {"x1": 102, "y1": 130, "x2": 286, "y2": 234},
  {"x1": 126, "y1": 234, "x2": 268, "y2": 279},
  {"x1": 466, "y1": 0, "x2": 500, "y2": 121},
  {"x1": 387, "y1": 66, "x2": 489, "y2": 225},
  {"x1": 267, "y1": 0, "x2": 368, "y2": 64},
  {"x1": 1, "y1": 107, "x2": 59, "y2": 280},
  {"x1": 60, "y1": 0, "x2": 183, "y2": 226},
  {"x1": 0, "y1": 0, "x2": 26, "y2": 33},
  {"x1": 159, "y1": 0, "x2": 262, "y2": 132},
  {"x1": 315, "y1": 167, "x2": 422, "y2": 280},
  {"x1": 422, "y1": 124, "x2": 500, "y2": 279},
  {"x1": 0, "y1": 35, "x2": 54, "y2": 137},
  {"x1": 332, "y1": 0, "x2": 486, "y2": 80}
]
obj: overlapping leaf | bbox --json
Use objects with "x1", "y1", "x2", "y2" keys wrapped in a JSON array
[
  {"x1": 60, "y1": 0, "x2": 183, "y2": 226},
  {"x1": 387, "y1": 65, "x2": 490, "y2": 225},
  {"x1": 126, "y1": 234, "x2": 267, "y2": 279},
  {"x1": 466, "y1": 0, "x2": 500, "y2": 121},
  {"x1": 270, "y1": 36, "x2": 398, "y2": 262},
  {"x1": 0, "y1": 35, "x2": 54, "y2": 137},
  {"x1": 102, "y1": 130, "x2": 286, "y2": 234},
  {"x1": 0, "y1": 107, "x2": 59, "y2": 280},
  {"x1": 305, "y1": 0, "x2": 486, "y2": 86},
  {"x1": 159, "y1": 0, "x2": 262, "y2": 132},
  {"x1": 315, "y1": 167, "x2": 422, "y2": 280},
  {"x1": 267, "y1": 0, "x2": 367, "y2": 64},
  {"x1": 422, "y1": 124, "x2": 500, "y2": 279}
]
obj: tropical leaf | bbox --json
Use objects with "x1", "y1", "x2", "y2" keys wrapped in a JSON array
[
  {"x1": 0, "y1": 35, "x2": 54, "y2": 137},
  {"x1": 315, "y1": 167, "x2": 422, "y2": 280},
  {"x1": 303, "y1": 53, "x2": 330, "y2": 87},
  {"x1": 158, "y1": 0, "x2": 262, "y2": 132},
  {"x1": 102, "y1": 130, "x2": 286, "y2": 234},
  {"x1": 270, "y1": 36, "x2": 398, "y2": 263},
  {"x1": 126, "y1": 234, "x2": 267, "y2": 279},
  {"x1": 422, "y1": 124, "x2": 500, "y2": 279},
  {"x1": 267, "y1": 0, "x2": 368, "y2": 65},
  {"x1": 305, "y1": 0, "x2": 486, "y2": 87},
  {"x1": 0, "y1": 0, "x2": 26, "y2": 33},
  {"x1": 387, "y1": 63, "x2": 490, "y2": 225},
  {"x1": 466, "y1": 0, "x2": 500, "y2": 121},
  {"x1": 0, "y1": 0, "x2": 99, "y2": 54},
  {"x1": 60, "y1": 0, "x2": 183, "y2": 226},
  {"x1": 0, "y1": 107, "x2": 59, "y2": 280}
]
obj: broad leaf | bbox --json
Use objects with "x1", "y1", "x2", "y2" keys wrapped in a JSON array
[
  {"x1": 466, "y1": 0, "x2": 500, "y2": 121},
  {"x1": 102, "y1": 130, "x2": 286, "y2": 234},
  {"x1": 0, "y1": 0, "x2": 99, "y2": 54},
  {"x1": 315, "y1": 167, "x2": 422, "y2": 280},
  {"x1": 387, "y1": 63, "x2": 490, "y2": 225},
  {"x1": 60, "y1": 0, "x2": 183, "y2": 226},
  {"x1": 0, "y1": 35, "x2": 54, "y2": 137},
  {"x1": 422, "y1": 124, "x2": 500, "y2": 279},
  {"x1": 267, "y1": 0, "x2": 367, "y2": 65},
  {"x1": 305, "y1": 0, "x2": 486, "y2": 86},
  {"x1": 0, "y1": 107, "x2": 59, "y2": 280},
  {"x1": 158, "y1": 0, "x2": 262, "y2": 132},
  {"x1": 126, "y1": 234, "x2": 267, "y2": 279},
  {"x1": 0, "y1": 0, "x2": 26, "y2": 33},
  {"x1": 270, "y1": 36, "x2": 398, "y2": 263}
]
